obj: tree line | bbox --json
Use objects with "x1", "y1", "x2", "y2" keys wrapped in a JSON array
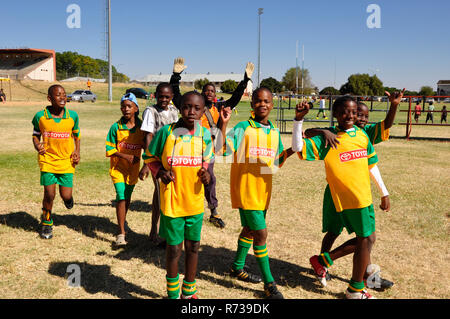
[{"x1": 56, "y1": 51, "x2": 129, "y2": 82}]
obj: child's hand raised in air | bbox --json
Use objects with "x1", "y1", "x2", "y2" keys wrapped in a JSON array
[
  {"x1": 385, "y1": 88, "x2": 405, "y2": 107},
  {"x1": 197, "y1": 167, "x2": 210, "y2": 185},
  {"x1": 244, "y1": 62, "x2": 255, "y2": 80},
  {"x1": 173, "y1": 57, "x2": 187, "y2": 74},
  {"x1": 220, "y1": 106, "x2": 232, "y2": 125},
  {"x1": 295, "y1": 101, "x2": 310, "y2": 121},
  {"x1": 380, "y1": 195, "x2": 390, "y2": 212}
]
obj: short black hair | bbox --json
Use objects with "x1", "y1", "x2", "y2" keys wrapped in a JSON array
[
  {"x1": 155, "y1": 82, "x2": 173, "y2": 95},
  {"x1": 357, "y1": 101, "x2": 368, "y2": 109},
  {"x1": 48, "y1": 84, "x2": 64, "y2": 96},
  {"x1": 181, "y1": 91, "x2": 205, "y2": 106},
  {"x1": 333, "y1": 95, "x2": 356, "y2": 116},
  {"x1": 252, "y1": 87, "x2": 273, "y2": 102},
  {"x1": 202, "y1": 83, "x2": 216, "y2": 92}
]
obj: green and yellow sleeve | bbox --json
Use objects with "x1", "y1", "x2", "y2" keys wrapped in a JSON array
[
  {"x1": 364, "y1": 121, "x2": 389, "y2": 145},
  {"x1": 106, "y1": 123, "x2": 118, "y2": 157}
]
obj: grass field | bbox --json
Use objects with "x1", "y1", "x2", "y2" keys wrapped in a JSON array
[{"x1": 0, "y1": 81, "x2": 449, "y2": 299}]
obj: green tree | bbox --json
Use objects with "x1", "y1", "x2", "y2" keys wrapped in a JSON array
[
  {"x1": 194, "y1": 78, "x2": 210, "y2": 90},
  {"x1": 260, "y1": 77, "x2": 283, "y2": 93},
  {"x1": 340, "y1": 73, "x2": 384, "y2": 96},
  {"x1": 55, "y1": 51, "x2": 129, "y2": 82},
  {"x1": 221, "y1": 79, "x2": 238, "y2": 93},
  {"x1": 319, "y1": 86, "x2": 340, "y2": 95},
  {"x1": 418, "y1": 86, "x2": 434, "y2": 96},
  {"x1": 281, "y1": 67, "x2": 313, "y2": 93}
]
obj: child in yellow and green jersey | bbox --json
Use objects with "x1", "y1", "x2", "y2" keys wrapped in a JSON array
[
  {"x1": 106, "y1": 93, "x2": 144, "y2": 247},
  {"x1": 293, "y1": 96, "x2": 382, "y2": 299},
  {"x1": 32, "y1": 84, "x2": 81, "y2": 240},
  {"x1": 218, "y1": 87, "x2": 294, "y2": 299},
  {"x1": 143, "y1": 91, "x2": 213, "y2": 299},
  {"x1": 303, "y1": 89, "x2": 404, "y2": 291}
]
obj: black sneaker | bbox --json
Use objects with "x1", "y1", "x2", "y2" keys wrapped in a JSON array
[
  {"x1": 40, "y1": 224, "x2": 53, "y2": 239},
  {"x1": 209, "y1": 215, "x2": 225, "y2": 228},
  {"x1": 63, "y1": 197, "x2": 74, "y2": 209},
  {"x1": 230, "y1": 267, "x2": 262, "y2": 283},
  {"x1": 368, "y1": 277, "x2": 394, "y2": 291},
  {"x1": 264, "y1": 282, "x2": 284, "y2": 299}
]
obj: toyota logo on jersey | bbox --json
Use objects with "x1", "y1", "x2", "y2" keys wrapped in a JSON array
[{"x1": 339, "y1": 149, "x2": 367, "y2": 162}]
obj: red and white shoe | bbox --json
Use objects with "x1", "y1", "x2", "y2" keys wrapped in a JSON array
[
  {"x1": 345, "y1": 289, "x2": 376, "y2": 299},
  {"x1": 309, "y1": 255, "x2": 328, "y2": 287}
]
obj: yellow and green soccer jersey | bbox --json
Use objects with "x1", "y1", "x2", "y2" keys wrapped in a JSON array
[
  {"x1": 225, "y1": 118, "x2": 288, "y2": 211},
  {"x1": 143, "y1": 120, "x2": 214, "y2": 218},
  {"x1": 364, "y1": 120, "x2": 389, "y2": 145},
  {"x1": 106, "y1": 117, "x2": 145, "y2": 185},
  {"x1": 32, "y1": 106, "x2": 80, "y2": 174},
  {"x1": 299, "y1": 126, "x2": 378, "y2": 212}
]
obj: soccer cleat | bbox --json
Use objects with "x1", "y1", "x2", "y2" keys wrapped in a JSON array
[
  {"x1": 209, "y1": 215, "x2": 226, "y2": 228},
  {"x1": 114, "y1": 234, "x2": 127, "y2": 247},
  {"x1": 309, "y1": 255, "x2": 328, "y2": 287},
  {"x1": 345, "y1": 289, "x2": 375, "y2": 299},
  {"x1": 263, "y1": 282, "x2": 284, "y2": 299},
  {"x1": 181, "y1": 293, "x2": 198, "y2": 299},
  {"x1": 365, "y1": 264, "x2": 394, "y2": 291},
  {"x1": 63, "y1": 197, "x2": 74, "y2": 209},
  {"x1": 230, "y1": 267, "x2": 262, "y2": 283},
  {"x1": 40, "y1": 224, "x2": 53, "y2": 239}
]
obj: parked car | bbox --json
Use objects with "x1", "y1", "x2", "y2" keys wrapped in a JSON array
[
  {"x1": 126, "y1": 88, "x2": 149, "y2": 99},
  {"x1": 67, "y1": 90, "x2": 97, "y2": 103}
]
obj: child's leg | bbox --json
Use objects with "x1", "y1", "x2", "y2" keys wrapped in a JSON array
[
  {"x1": 166, "y1": 243, "x2": 183, "y2": 299},
  {"x1": 43, "y1": 184, "x2": 56, "y2": 212},
  {"x1": 150, "y1": 176, "x2": 161, "y2": 241},
  {"x1": 253, "y1": 227, "x2": 274, "y2": 285},
  {"x1": 232, "y1": 227, "x2": 254, "y2": 270},
  {"x1": 349, "y1": 236, "x2": 371, "y2": 291},
  {"x1": 115, "y1": 200, "x2": 127, "y2": 235},
  {"x1": 320, "y1": 231, "x2": 340, "y2": 253},
  {"x1": 183, "y1": 239, "x2": 200, "y2": 298}
]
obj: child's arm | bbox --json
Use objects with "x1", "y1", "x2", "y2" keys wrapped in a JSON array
[
  {"x1": 215, "y1": 106, "x2": 232, "y2": 155},
  {"x1": 383, "y1": 88, "x2": 405, "y2": 129},
  {"x1": 292, "y1": 101, "x2": 310, "y2": 152},
  {"x1": 170, "y1": 57, "x2": 186, "y2": 110},
  {"x1": 71, "y1": 137, "x2": 81, "y2": 166},
  {"x1": 304, "y1": 128, "x2": 340, "y2": 149},
  {"x1": 32, "y1": 134, "x2": 46, "y2": 155},
  {"x1": 223, "y1": 62, "x2": 254, "y2": 110},
  {"x1": 369, "y1": 164, "x2": 390, "y2": 212}
]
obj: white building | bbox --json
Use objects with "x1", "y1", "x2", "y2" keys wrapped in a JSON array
[
  {"x1": 437, "y1": 80, "x2": 450, "y2": 96},
  {"x1": 0, "y1": 48, "x2": 56, "y2": 81}
]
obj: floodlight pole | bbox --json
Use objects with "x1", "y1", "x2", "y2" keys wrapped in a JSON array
[
  {"x1": 107, "y1": 0, "x2": 112, "y2": 102},
  {"x1": 257, "y1": 8, "x2": 263, "y2": 88}
]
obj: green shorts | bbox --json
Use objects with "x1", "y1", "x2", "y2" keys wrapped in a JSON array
[
  {"x1": 40, "y1": 172, "x2": 73, "y2": 188},
  {"x1": 340, "y1": 204, "x2": 375, "y2": 238},
  {"x1": 322, "y1": 185, "x2": 375, "y2": 237},
  {"x1": 239, "y1": 209, "x2": 267, "y2": 231},
  {"x1": 322, "y1": 185, "x2": 344, "y2": 235},
  {"x1": 159, "y1": 212, "x2": 204, "y2": 246},
  {"x1": 114, "y1": 182, "x2": 135, "y2": 201}
]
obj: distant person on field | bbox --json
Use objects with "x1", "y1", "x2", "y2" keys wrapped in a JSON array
[
  {"x1": 316, "y1": 96, "x2": 328, "y2": 119},
  {"x1": 413, "y1": 101, "x2": 421, "y2": 123},
  {"x1": 87, "y1": 79, "x2": 92, "y2": 90},
  {"x1": 441, "y1": 105, "x2": 448, "y2": 124},
  {"x1": 32, "y1": 84, "x2": 81, "y2": 240},
  {"x1": 0, "y1": 89, "x2": 6, "y2": 103},
  {"x1": 426, "y1": 101, "x2": 434, "y2": 123}
]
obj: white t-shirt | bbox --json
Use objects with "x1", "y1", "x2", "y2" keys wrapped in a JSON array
[
  {"x1": 141, "y1": 104, "x2": 179, "y2": 135},
  {"x1": 320, "y1": 99, "x2": 326, "y2": 109}
]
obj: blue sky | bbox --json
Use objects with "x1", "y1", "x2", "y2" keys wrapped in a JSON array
[{"x1": 2, "y1": 0, "x2": 450, "y2": 91}]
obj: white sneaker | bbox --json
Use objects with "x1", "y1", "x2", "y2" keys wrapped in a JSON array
[
  {"x1": 345, "y1": 289, "x2": 376, "y2": 299},
  {"x1": 115, "y1": 234, "x2": 127, "y2": 246}
]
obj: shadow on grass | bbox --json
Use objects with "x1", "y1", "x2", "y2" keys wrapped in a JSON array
[
  {"x1": 48, "y1": 261, "x2": 160, "y2": 299},
  {"x1": 0, "y1": 211, "x2": 344, "y2": 298},
  {"x1": 76, "y1": 199, "x2": 152, "y2": 213}
]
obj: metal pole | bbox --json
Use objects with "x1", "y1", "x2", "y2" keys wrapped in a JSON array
[
  {"x1": 301, "y1": 44, "x2": 304, "y2": 99},
  {"x1": 257, "y1": 8, "x2": 263, "y2": 88},
  {"x1": 107, "y1": 0, "x2": 112, "y2": 102},
  {"x1": 296, "y1": 40, "x2": 298, "y2": 101}
]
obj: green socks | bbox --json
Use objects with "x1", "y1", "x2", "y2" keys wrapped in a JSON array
[
  {"x1": 254, "y1": 244, "x2": 274, "y2": 284},
  {"x1": 232, "y1": 236, "x2": 253, "y2": 270},
  {"x1": 318, "y1": 252, "x2": 333, "y2": 268},
  {"x1": 348, "y1": 279, "x2": 365, "y2": 292},
  {"x1": 182, "y1": 279, "x2": 197, "y2": 298},
  {"x1": 166, "y1": 274, "x2": 180, "y2": 299},
  {"x1": 41, "y1": 209, "x2": 53, "y2": 226}
]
